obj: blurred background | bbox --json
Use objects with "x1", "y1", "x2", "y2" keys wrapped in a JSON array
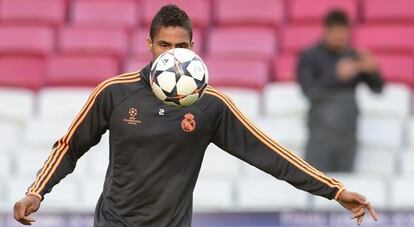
[{"x1": 0, "y1": 0, "x2": 413, "y2": 226}]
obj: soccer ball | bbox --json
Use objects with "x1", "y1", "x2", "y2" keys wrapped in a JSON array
[{"x1": 150, "y1": 48, "x2": 209, "y2": 107}]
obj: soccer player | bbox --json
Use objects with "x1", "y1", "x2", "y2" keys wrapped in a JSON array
[{"x1": 14, "y1": 4, "x2": 378, "y2": 227}]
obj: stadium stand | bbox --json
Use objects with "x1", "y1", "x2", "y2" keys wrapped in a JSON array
[
  {"x1": 0, "y1": 0, "x2": 66, "y2": 26},
  {"x1": 72, "y1": 0, "x2": 138, "y2": 29},
  {"x1": 354, "y1": 25, "x2": 414, "y2": 55},
  {"x1": 362, "y1": 0, "x2": 414, "y2": 24},
  {"x1": 272, "y1": 54, "x2": 297, "y2": 82},
  {"x1": 0, "y1": 57, "x2": 45, "y2": 90},
  {"x1": 289, "y1": 0, "x2": 358, "y2": 24},
  {"x1": 214, "y1": 0, "x2": 285, "y2": 27},
  {"x1": 207, "y1": 27, "x2": 277, "y2": 60},
  {"x1": 390, "y1": 177, "x2": 414, "y2": 209},
  {"x1": 141, "y1": 0, "x2": 211, "y2": 28},
  {"x1": 58, "y1": 26, "x2": 128, "y2": 57},
  {"x1": 45, "y1": 56, "x2": 119, "y2": 86},
  {"x1": 280, "y1": 25, "x2": 322, "y2": 54},
  {"x1": 1, "y1": 0, "x2": 414, "y2": 216},
  {"x1": 0, "y1": 25, "x2": 54, "y2": 56},
  {"x1": 263, "y1": 83, "x2": 309, "y2": 118},
  {"x1": 205, "y1": 58, "x2": 269, "y2": 90}
]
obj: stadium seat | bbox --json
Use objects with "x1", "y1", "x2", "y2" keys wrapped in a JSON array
[
  {"x1": 86, "y1": 133, "x2": 110, "y2": 180},
  {"x1": 79, "y1": 178, "x2": 105, "y2": 211},
  {"x1": 37, "y1": 87, "x2": 92, "y2": 120},
  {"x1": 255, "y1": 118, "x2": 307, "y2": 156},
  {"x1": 0, "y1": 25, "x2": 54, "y2": 56},
  {"x1": 207, "y1": 27, "x2": 277, "y2": 60},
  {"x1": 263, "y1": 82, "x2": 309, "y2": 118},
  {"x1": 357, "y1": 118, "x2": 403, "y2": 150},
  {"x1": 130, "y1": 28, "x2": 203, "y2": 60},
  {"x1": 199, "y1": 144, "x2": 240, "y2": 180},
  {"x1": 354, "y1": 25, "x2": 414, "y2": 55},
  {"x1": 280, "y1": 25, "x2": 322, "y2": 54},
  {"x1": 408, "y1": 119, "x2": 414, "y2": 150},
  {"x1": 215, "y1": 0, "x2": 285, "y2": 27},
  {"x1": 0, "y1": 0, "x2": 66, "y2": 26},
  {"x1": 237, "y1": 177, "x2": 309, "y2": 210},
  {"x1": 356, "y1": 83, "x2": 411, "y2": 118},
  {"x1": 401, "y1": 152, "x2": 414, "y2": 176},
  {"x1": 22, "y1": 117, "x2": 71, "y2": 150},
  {"x1": 216, "y1": 87, "x2": 261, "y2": 120},
  {"x1": 205, "y1": 58, "x2": 269, "y2": 90},
  {"x1": 289, "y1": 0, "x2": 358, "y2": 24},
  {"x1": 141, "y1": 0, "x2": 211, "y2": 28},
  {"x1": 355, "y1": 149, "x2": 396, "y2": 176},
  {"x1": 40, "y1": 177, "x2": 80, "y2": 211},
  {"x1": 313, "y1": 174, "x2": 387, "y2": 210},
  {"x1": 58, "y1": 27, "x2": 128, "y2": 57},
  {"x1": 362, "y1": 0, "x2": 414, "y2": 24},
  {"x1": 0, "y1": 153, "x2": 11, "y2": 178},
  {"x1": 72, "y1": 0, "x2": 138, "y2": 29},
  {"x1": 390, "y1": 177, "x2": 414, "y2": 209},
  {"x1": 193, "y1": 178, "x2": 233, "y2": 211},
  {"x1": 124, "y1": 56, "x2": 152, "y2": 72},
  {"x1": 45, "y1": 56, "x2": 119, "y2": 87},
  {"x1": 0, "y1": 122, "x2": 20, "y2": 153},
  {"x1": 0, "y1": 88, "x2": 35, "y2": 125},
  {"x1": 0, "y1": 57, "x2": 45, "y2": 90},
  {"x1": 375, "y1": 54, "x2": 414, "y2": 87},
  {"x1": 272, "y1": 54, "x2": 298, "y2": 82}
]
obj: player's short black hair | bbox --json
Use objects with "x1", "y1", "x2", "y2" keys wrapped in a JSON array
[
  {"x1": 150, "y1": 4, "x2": 193, "y2": 41},
  {"x1": 324, "y1": 9, "x2": 350, "y2": 27}
]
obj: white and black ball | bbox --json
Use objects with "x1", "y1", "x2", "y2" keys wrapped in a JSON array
[{"x1": 150, "y1": 48, "x2": 209, "y2": 107}]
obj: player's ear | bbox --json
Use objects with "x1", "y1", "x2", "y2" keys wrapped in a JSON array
[
  {"x1": 190, "y1": 41, "x2": 194, "y2": 50},
  {"x1": 147, "y1": 37, "x2": 153, "y2": 50}
]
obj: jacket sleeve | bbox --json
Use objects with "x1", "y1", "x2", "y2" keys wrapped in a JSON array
[
  {"x1": 26, "y1": 84, "x2": 114, "y2": 200},
  {"x1": 204, "y1": 87, "x2": 345, "y2": 200}
]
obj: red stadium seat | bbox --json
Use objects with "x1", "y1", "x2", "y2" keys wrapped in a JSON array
[
  {"x1": 45, "y1": 56, "x2": 119, "y2": 87},
  {"x1": 280, "y1": 25, "x2": 322, "y2": 54},
  {"x1": 354, "y1": 26, "x2": 414, "y2": 55},
  {"x1": 376, "y1": 55, "x2": 414, "y2": 87},
  {"x1": 0, "y1": 25, "x2": 54, "y2": 56},
  {"x1": 124, "y1": 56, "x2": 151, "y2": 73},
  {"x1": 0, "y1": 0, "x2": 66, "y2": 26},
  {"x1": 58, "y1": 27, "x2": 128, "y2": 57},
  {"x1": 362, "y1": 0, "x2": 414, "y2": 24},
  {"x1": 290, "y1": 0, "x2": 358, "y2": 24},
  {"x1": 131, "y1": 28, "x2": 204, "y2": 59},
  {"x1": 273, "y1": 54, "x2": 298, "y2": 82},
  {"x1": 72, "y1": 0, "x2": 138, "y2": 29},
  {"x1": 141, "y1": 0, "x2": 211, "y2": 28},
  {"x1": 215, "y1": 0, "x2": 285, "y2": 27},
  {"x1": 0, "y1": 57, "x2": 45, "y2": 90},
  {"x1": 207, "y1": 27, "x2": 276, "y2": 60},
  {"x1": 205, "y1": 58, "x2": 269, "y2": 90}
]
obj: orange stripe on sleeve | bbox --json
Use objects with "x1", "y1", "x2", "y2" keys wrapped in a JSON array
[
  {"x1": 28, "y1": 72, "x2": 141, "y2": 195},
  {"x1": 205, "y1": 87, "x2": 344, "y2": 190}
]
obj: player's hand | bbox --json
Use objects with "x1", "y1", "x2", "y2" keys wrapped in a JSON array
[
  {"x1": 357, "y1": 52, "x2": 378, "y2": 74},
  {"x1": 336, "y1": 190, "x2": 378, "y2": 225},
  {"x1": 336, "y1": 58, "x2": 359, "y2": 81},
  {"x1": 13, "y1": 194, "x2": 41, "y2": 225}
]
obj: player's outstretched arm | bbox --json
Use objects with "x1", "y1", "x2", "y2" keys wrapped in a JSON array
[
  {"x1": 336, "y1": 190, "x2": 379, "y2": 225},
  {"x1": 13, "y1": 194, "x2": 41, "y2": 225}
]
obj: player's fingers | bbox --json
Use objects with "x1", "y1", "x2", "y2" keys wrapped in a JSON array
[
  {"x1": 366, "y1": 203, "x2": 379, "y2": 221},
  {"x1": 355, "y1": 194, "x2": 369, "y2": 205},
  {"x1": 357, "y1": 214, "x2": 365, "y2": 226},
  {"x1": 352, "y1": 207, "x2": 365, "y2": 219}
]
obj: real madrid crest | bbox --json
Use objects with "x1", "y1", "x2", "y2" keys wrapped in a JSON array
[{"x1": 181, "y1": 113, "x2": 196, "y2": 132}]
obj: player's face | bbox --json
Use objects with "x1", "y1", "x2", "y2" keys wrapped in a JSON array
[
  {"x1": 324, "y1": 25, "x2": 350, "y2": 52},
  {"x1": 147, "y1": 26, "x2": 194, "y2": 60}
]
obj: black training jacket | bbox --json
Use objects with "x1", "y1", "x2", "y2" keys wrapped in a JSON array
[{"x1": 26, "y1": 64, "x2": 345, "y2": 227}]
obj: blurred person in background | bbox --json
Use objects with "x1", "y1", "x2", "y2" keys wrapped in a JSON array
[{"x1": 298, "y1": 10, "x2": 384, "y2": 172}]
